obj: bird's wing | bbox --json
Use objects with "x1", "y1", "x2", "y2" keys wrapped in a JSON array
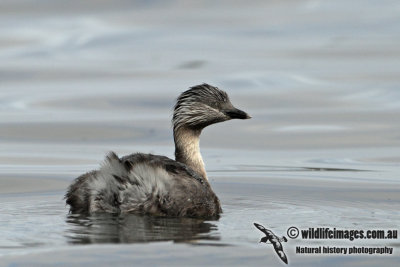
[
  {"x1": 254, "y1": 223, "x2": 268, "y2": 234},
  {"x1": 273, "y1": 241, "x2": 288, "y2": 264}
]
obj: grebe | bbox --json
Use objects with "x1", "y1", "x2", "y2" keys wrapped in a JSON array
[{"x1": 65, "y1": 84, "x2": 250, "y2": 218}]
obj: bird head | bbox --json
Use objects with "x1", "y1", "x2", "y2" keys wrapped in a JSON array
[{"x1": 173, "y1": 83, "x2": 251, "y2": 131}]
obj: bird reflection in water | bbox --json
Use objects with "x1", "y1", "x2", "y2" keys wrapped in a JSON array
[{"x1": 65, "y1": 213, "x2": 219, "y2": 244}]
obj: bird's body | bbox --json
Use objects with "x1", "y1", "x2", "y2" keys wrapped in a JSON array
[
  {"x1": 66, "y1": 84, "x2": 250, "y2": 219},
  {"x1": 66, "y1": 152, "x2": 221, "y2": 217}
]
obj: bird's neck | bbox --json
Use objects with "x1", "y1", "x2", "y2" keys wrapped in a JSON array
[{"x1": 174, "y1": 127, "x2": 207, "y2": 180}]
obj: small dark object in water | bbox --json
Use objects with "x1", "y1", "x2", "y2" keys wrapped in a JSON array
[{"x1": 65, "y1": 84, "x2": 250, "y2": 218}]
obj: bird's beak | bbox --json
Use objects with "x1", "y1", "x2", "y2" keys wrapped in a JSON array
[{"x1": 225, "y1": 107, "x2": 251, "y2": 120}]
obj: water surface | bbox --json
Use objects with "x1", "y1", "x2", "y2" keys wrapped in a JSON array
[{"x1": 0, "y1": 0, "x2": 399, "y2": 266}]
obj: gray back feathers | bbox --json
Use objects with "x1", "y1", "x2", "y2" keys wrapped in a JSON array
[{"x1": 66, "y1": 152, "x2": 221, "y2": 218}]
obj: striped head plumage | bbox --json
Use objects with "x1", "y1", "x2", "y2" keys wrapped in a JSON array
[{"x1": 172, "y1": 83, "x2": 251, "y2": 131}]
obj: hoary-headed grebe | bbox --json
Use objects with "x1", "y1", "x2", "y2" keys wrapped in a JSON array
[{"x1": 65, "y1": 84, "x2": 250, "y2": 218}]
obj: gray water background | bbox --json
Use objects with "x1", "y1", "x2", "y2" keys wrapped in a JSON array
[{"x1": 0, "y1": 0, "x2": 399, "y2": 266}]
